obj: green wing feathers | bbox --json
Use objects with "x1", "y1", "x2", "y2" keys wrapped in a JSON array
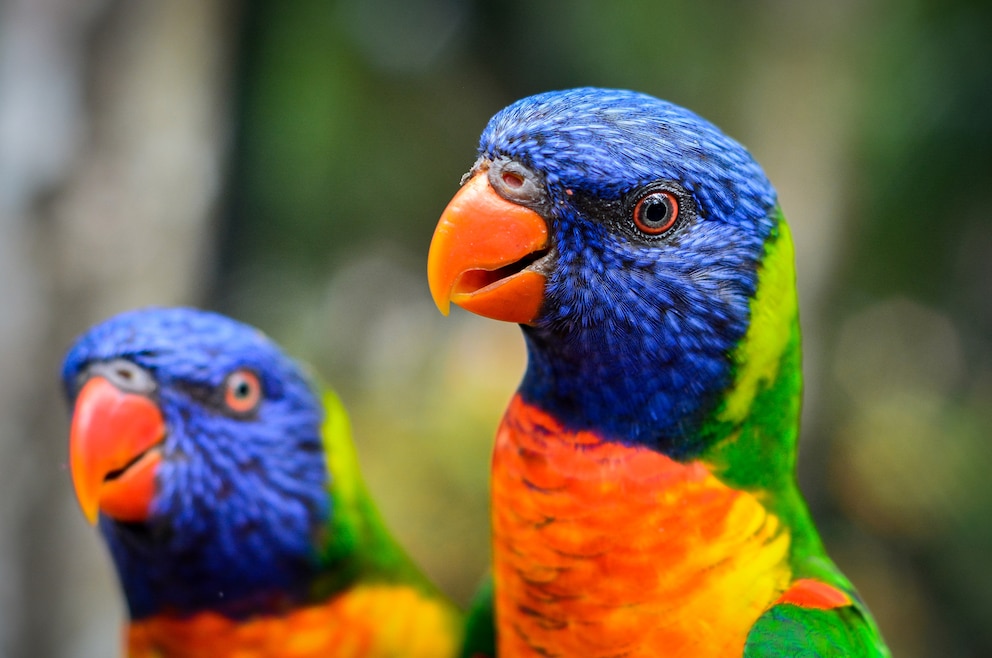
[{"x1": 745, "y1": 580, "x2": 890, "y2": 657}]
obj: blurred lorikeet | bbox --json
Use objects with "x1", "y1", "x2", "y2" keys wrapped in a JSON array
[
  {"x1": 62, "y1": 307, "x2": 461, "y2": 658},
  {"x1": 428, "y1": 88, "x2": 890, "y2": 657}
]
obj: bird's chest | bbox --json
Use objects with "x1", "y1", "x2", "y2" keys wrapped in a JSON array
[
  {"x1": 125, "y1": 584, "x2": 458, "y2": 658},
  {"x1": 491, "y1": 396, "x2": 792, "y2": 658}
]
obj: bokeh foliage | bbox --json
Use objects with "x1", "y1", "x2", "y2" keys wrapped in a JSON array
[{"x1": 2, "y1": 0, "x2": 984, "y2": 656}]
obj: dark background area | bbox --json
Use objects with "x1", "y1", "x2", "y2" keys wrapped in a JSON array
[{"x1": 0, "y1": 0, "x2": 989, "y2": 656}]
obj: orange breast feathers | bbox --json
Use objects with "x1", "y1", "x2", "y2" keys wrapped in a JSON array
[
  {"x1": 126, "y1": 584, "x2": 459, "y2": 658},
  {"x1": 491, "y1": 396, "x2": 793, "y2": 658}
]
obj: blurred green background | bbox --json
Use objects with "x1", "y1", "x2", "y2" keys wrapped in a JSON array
[{"x1": 0, "y1": 0, "x2": 989, "y2": 656}]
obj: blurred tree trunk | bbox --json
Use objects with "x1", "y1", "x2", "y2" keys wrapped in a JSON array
[{"x1": 0, "y1": 0, "x2": 237, "y2": 656}]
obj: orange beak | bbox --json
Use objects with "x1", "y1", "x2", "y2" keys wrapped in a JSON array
[
  {"x1": 427, "y1": 172, "x2": 550, "y2": 324},
  {"x1": 69, "y1": 377, "x2": 165, "y2": 525}
]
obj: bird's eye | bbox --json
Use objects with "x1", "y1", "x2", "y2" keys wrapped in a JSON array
[
  {"x1": 632, "y1": 190, "x2": 680, "y2": 236},
  {"x1": 223, "y1": 369, "x2": 262, "y2": 416}
]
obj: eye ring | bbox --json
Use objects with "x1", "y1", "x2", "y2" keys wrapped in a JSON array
[
  {"x1": 223, "y1": 369, "x2": 262, "y2": 416},
  {"x1": 632, "y1": 190, "x2": 680, "y2": 236}
]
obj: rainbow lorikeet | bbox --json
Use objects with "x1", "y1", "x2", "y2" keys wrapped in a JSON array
[
  {"x1": 62, "y1": 307, "x2": 462, "y2": 658},
  {"x1": 427, "y1": 88, "x2": 890, "y2": 657}
]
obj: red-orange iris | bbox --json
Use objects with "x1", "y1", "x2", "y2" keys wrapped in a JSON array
[
  {"x1": 224, "y1": 369, "x2": 262, "y2": 415},
  {"x1": 633, "y1": 190, "x2": 679, "y2": 235}
]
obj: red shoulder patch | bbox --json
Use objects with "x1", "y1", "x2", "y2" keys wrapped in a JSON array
[{"x1": 774, "y1": 578, "x2": 851, "y2": 610}]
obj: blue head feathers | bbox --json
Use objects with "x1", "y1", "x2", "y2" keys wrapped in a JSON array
[
  {"x1": 62, "y1": 307, "x2": 328, "y2": 619},
  {"x1": 478, "y1": 88, "x2": 780, "y2": 456}
]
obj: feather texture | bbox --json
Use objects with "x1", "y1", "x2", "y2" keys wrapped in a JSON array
[
  {"x1": 62, "y1": 307, "x2": 460, "y2": 658},
  {"x1": 429, "y1": 87, "x2": 890, "y2": 657}
]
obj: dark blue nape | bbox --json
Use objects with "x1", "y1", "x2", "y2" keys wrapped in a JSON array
[
  {"x1": 63, "y1": 307, "x2": 329, "y2": 619},
  {"x1": 479, "y1": 89, "x2": 778, "y2": 457}
]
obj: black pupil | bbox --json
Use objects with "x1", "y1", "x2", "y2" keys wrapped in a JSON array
[
  {"x1": 234, "y1": 379, "x2": 251, "y2": 398},
  {"x1": 642, "y1": 196, "x2": 672, "y2": 226}
]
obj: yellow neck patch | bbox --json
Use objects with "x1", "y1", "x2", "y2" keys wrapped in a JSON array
[
  {"x1": 319, "y1": 389, "x2": 366, "y2": 513},
  {"x1": 719, "y1": 217, "x2": 799, "y2": 425}
]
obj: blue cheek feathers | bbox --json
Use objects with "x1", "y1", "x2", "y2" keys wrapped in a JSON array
[{"x1": 110, "y1": 394, "x2": 328, "y2": 620}]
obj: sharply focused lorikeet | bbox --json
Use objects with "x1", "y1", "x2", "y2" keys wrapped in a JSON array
[
  {"x1": 62, "y1": 307, "x2": 462, "y2": 658},
  {"x1": 427, "y1": 88, "x2": 890, "y2": 657}
]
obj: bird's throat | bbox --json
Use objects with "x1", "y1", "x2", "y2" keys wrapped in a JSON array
[{"x1": 490, "y1": 396, "x2": 793, "y2": 658}]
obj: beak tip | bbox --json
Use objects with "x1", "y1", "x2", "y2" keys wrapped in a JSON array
[
  {"x1": 83, "y1": 505, "x2": 99, "y2": 526},
  {"x1": 426, "y1": 269, "x2": 453, "y2": 316},
  {"x1": 71, "y1": 471, "x2": 100, "y2": 525}
]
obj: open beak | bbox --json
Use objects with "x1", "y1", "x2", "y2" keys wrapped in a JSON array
[
  {"x1": 69, "y1": 376, "x2": 164, "y2": 524},
  {"x1": 427, "y1": 172, "x2": 550, "y2": 324}
]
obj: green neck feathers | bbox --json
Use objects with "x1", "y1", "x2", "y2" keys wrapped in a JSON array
[{"x1": 699, "y1": 211, "x2": 848, "y2": 583}]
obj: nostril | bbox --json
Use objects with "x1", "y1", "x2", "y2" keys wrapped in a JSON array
[
  {"x1": 88, "y1": 359, "x2": 156, "y2": 395},
  {"x1": 502, "y1": 172, "x2": 525, "y2": 189},
  {"x1": 489, "y1": 157, "x2": 546, "y2": 207}
]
